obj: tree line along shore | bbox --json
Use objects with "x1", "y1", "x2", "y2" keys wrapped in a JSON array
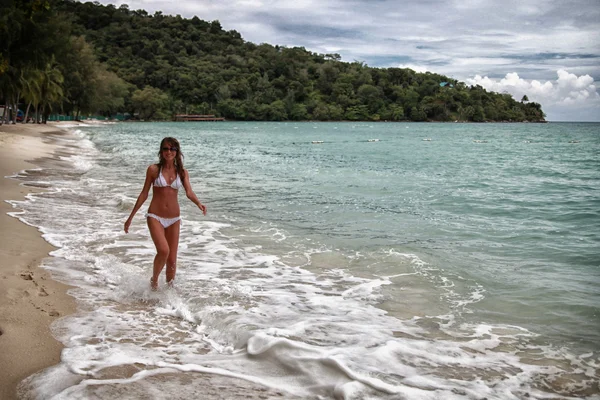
[{"x1": 1, "y1": 0, "x2": 546, "y2": 124}]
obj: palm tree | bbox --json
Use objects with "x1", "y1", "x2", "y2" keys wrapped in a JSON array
[
  {"x1": 0, "y1": 66, "x2": 21, "y2": 125},
  {"x1": 38, "y1": 59, "x2": 64, "y2": 123},
  {"x1": 0, "y1": 0, "x2": 64, "y2": 123},
  {"x1": 21, "y1": 67, "x2": 43, "y2": 123}
]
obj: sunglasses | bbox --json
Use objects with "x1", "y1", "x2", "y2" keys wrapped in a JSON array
[{"x1": 161, "y1": 147, "x2": 178, "y2": 152}]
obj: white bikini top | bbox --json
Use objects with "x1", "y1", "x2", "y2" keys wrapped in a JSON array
[{"x1": 154, "y1": 168, "x2": 183, "y2": 190}]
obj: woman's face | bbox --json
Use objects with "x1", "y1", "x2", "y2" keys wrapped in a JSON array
[{"x1": 161, "y1": 142, "x2": 178, "y2": 161}]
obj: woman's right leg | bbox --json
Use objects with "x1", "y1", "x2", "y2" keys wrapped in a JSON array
[{"x1": 147, "y1": 217, "x2": 169, "y2": 289}]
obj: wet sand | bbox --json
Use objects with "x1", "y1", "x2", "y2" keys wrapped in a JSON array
[{"x1": 0, "y1": 123, "x2": 76, "y2": 400}]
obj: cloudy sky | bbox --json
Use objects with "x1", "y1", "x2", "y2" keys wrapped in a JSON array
[{"x1": 97, "y1": 0, "x2": 600, "y2": 121}]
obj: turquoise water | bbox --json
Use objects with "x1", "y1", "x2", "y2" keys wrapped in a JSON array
[
  {"x1": 13, "y1": 121, "x2": 600, "y2": 398},
  {"x1": 135, "y1": 121, "x2": 600, "y2": 345}
]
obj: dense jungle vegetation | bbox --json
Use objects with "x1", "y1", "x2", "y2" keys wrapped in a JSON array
[{"x1": 1, "y1": 0, "x2": 546, "y2": 122}]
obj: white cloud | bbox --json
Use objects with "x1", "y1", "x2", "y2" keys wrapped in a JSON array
[
  {"x1": 397, "y1": 64, "x2": 431, "y2": 74},
  {"x1": 465, "y1": 70, "x2": 600, "y2": 121},
  {"x1": 94, "y1": 0, "x2": 600, "y2": 120}
]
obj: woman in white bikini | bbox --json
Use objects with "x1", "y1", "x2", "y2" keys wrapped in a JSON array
[{"x1": 124, "y1": 137, "x2": 207, "y2": 289}]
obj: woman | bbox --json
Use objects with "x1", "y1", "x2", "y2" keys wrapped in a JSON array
[{"x1": 124, "y1": 137, "x2": 207, "y2": 289}]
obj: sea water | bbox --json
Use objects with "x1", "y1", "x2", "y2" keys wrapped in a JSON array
[{"x1": 8, "y1": 121, "x2": 600, "y2": 399}]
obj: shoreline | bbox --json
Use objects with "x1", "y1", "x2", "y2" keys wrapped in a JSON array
[
  {"x1": 119, "y1": 118, "x2": 548, "y2": 123},
  {"x1": 0, "y1": 123, "x2": 77, "y2": 400}
]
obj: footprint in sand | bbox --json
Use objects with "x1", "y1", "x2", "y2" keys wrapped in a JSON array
[
  {"x1": 19, "y1": 271, "x2": 33, "y2": 280},
  {"x1": 15, "y1": 271, "x2": 60, "y2": 317},
  {"x1": 35, "y1": 304, "x2": 60, "y2": 317}
]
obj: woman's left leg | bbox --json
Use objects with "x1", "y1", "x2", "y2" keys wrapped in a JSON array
[
  {"x1": 147, "y1": 217, "x2": 170, "y2": 290},
  {"x1": 164, "y1": 220, "x2": 181, "y2": 284}
]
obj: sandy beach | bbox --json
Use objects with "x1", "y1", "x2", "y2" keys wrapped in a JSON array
[{"x1": 0, "y1": 123, "x2": 76, "y2": 400}]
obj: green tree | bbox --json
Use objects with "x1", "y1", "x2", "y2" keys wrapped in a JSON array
[
  {"x1": 328, "y1": 104, "x2": 344, "y2": 120},
  {"x1": 380, "y1": 104, "x2": 404, "y2": 121},
  {"x1": 472, "y1": 105, "x2": 485, "y2": 122},
  {"x1": 38, "y1": 59, "x2": 64, "y2": 123},
  {"x1": 131, "y1": 86, "x2": 169, "y2": 120},
  {"x1": 37, "y1": 0, "x2": 546, "y2": 122},
  {"x1": 0, "y1": 0, "x2": 72, "y2": 122},
  {"x1": 93, "y1": 67, "x2": 130, "y2": 117},
  {"x1": 289, "y1": 103, "x2": 308, "y2": 120},
  {"x1": 410, "y1": 106, "x2": 427, "y2": 122},
  {"x1": 311, "y1": 101, "x2": 330, "y2": 121},
  {"x1": 268, "y1": 99, "x2": 287, "y2": 121},
  {"x1": 60, "y1": 36, "x2": 99, "y2": 119},
  {"x1": 345, "y1": 105, "x2": 369, "y2": 121},
  {"x1": 357, "y1": 84, "x2": 383, "y2": 113}
]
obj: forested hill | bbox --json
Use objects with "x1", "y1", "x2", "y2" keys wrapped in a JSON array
[{"x1": 3, "y1": 0, "x2": 545, "y2": 122}]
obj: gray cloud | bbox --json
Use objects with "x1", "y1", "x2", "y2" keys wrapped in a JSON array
[{"x1": 94, "y1": 0, "x2": 600, "y2": 120}]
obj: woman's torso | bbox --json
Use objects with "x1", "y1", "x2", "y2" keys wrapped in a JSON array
[{"x1": 148, "y1": 166, "x2": 182, "y2": 218}]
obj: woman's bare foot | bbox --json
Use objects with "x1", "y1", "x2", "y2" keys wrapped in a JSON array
[{"x1": 150, "y1": 277, "x2": 158, "y2": 291}]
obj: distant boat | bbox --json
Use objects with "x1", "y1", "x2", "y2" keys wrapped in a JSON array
[
  {"x1": 311, "y1": 141, "x2": 324, "y2": 144},
  {"x1": 569, "y1": 140, "x2": 580, "y2": 143},
  {"x1": 473, "y1": 140, "x2": 488, "y2": 143},
  {"x1": 422, "y1": 138, "x2": 432, "y2": 141},
  {"x1": 367, "y1": 139, "x2": 380, "y2": 142}
]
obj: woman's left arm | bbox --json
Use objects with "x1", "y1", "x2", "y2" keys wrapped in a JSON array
[{"x1": 182, "y1": 169, "x2": 207, "y2": 215}]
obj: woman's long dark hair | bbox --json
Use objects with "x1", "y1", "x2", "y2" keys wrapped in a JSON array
[{"x1": 157, "y1": 137, "x2": 185, "y2": 179}]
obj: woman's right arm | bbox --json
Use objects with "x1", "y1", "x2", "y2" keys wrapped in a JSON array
[{"x1": 124, "y1": 165, "x2": 156, "y2": 233}]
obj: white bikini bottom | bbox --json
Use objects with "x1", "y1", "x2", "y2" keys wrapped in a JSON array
[{"x1": 146, "y1": 213, "x2": 181, "y2": 228}]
